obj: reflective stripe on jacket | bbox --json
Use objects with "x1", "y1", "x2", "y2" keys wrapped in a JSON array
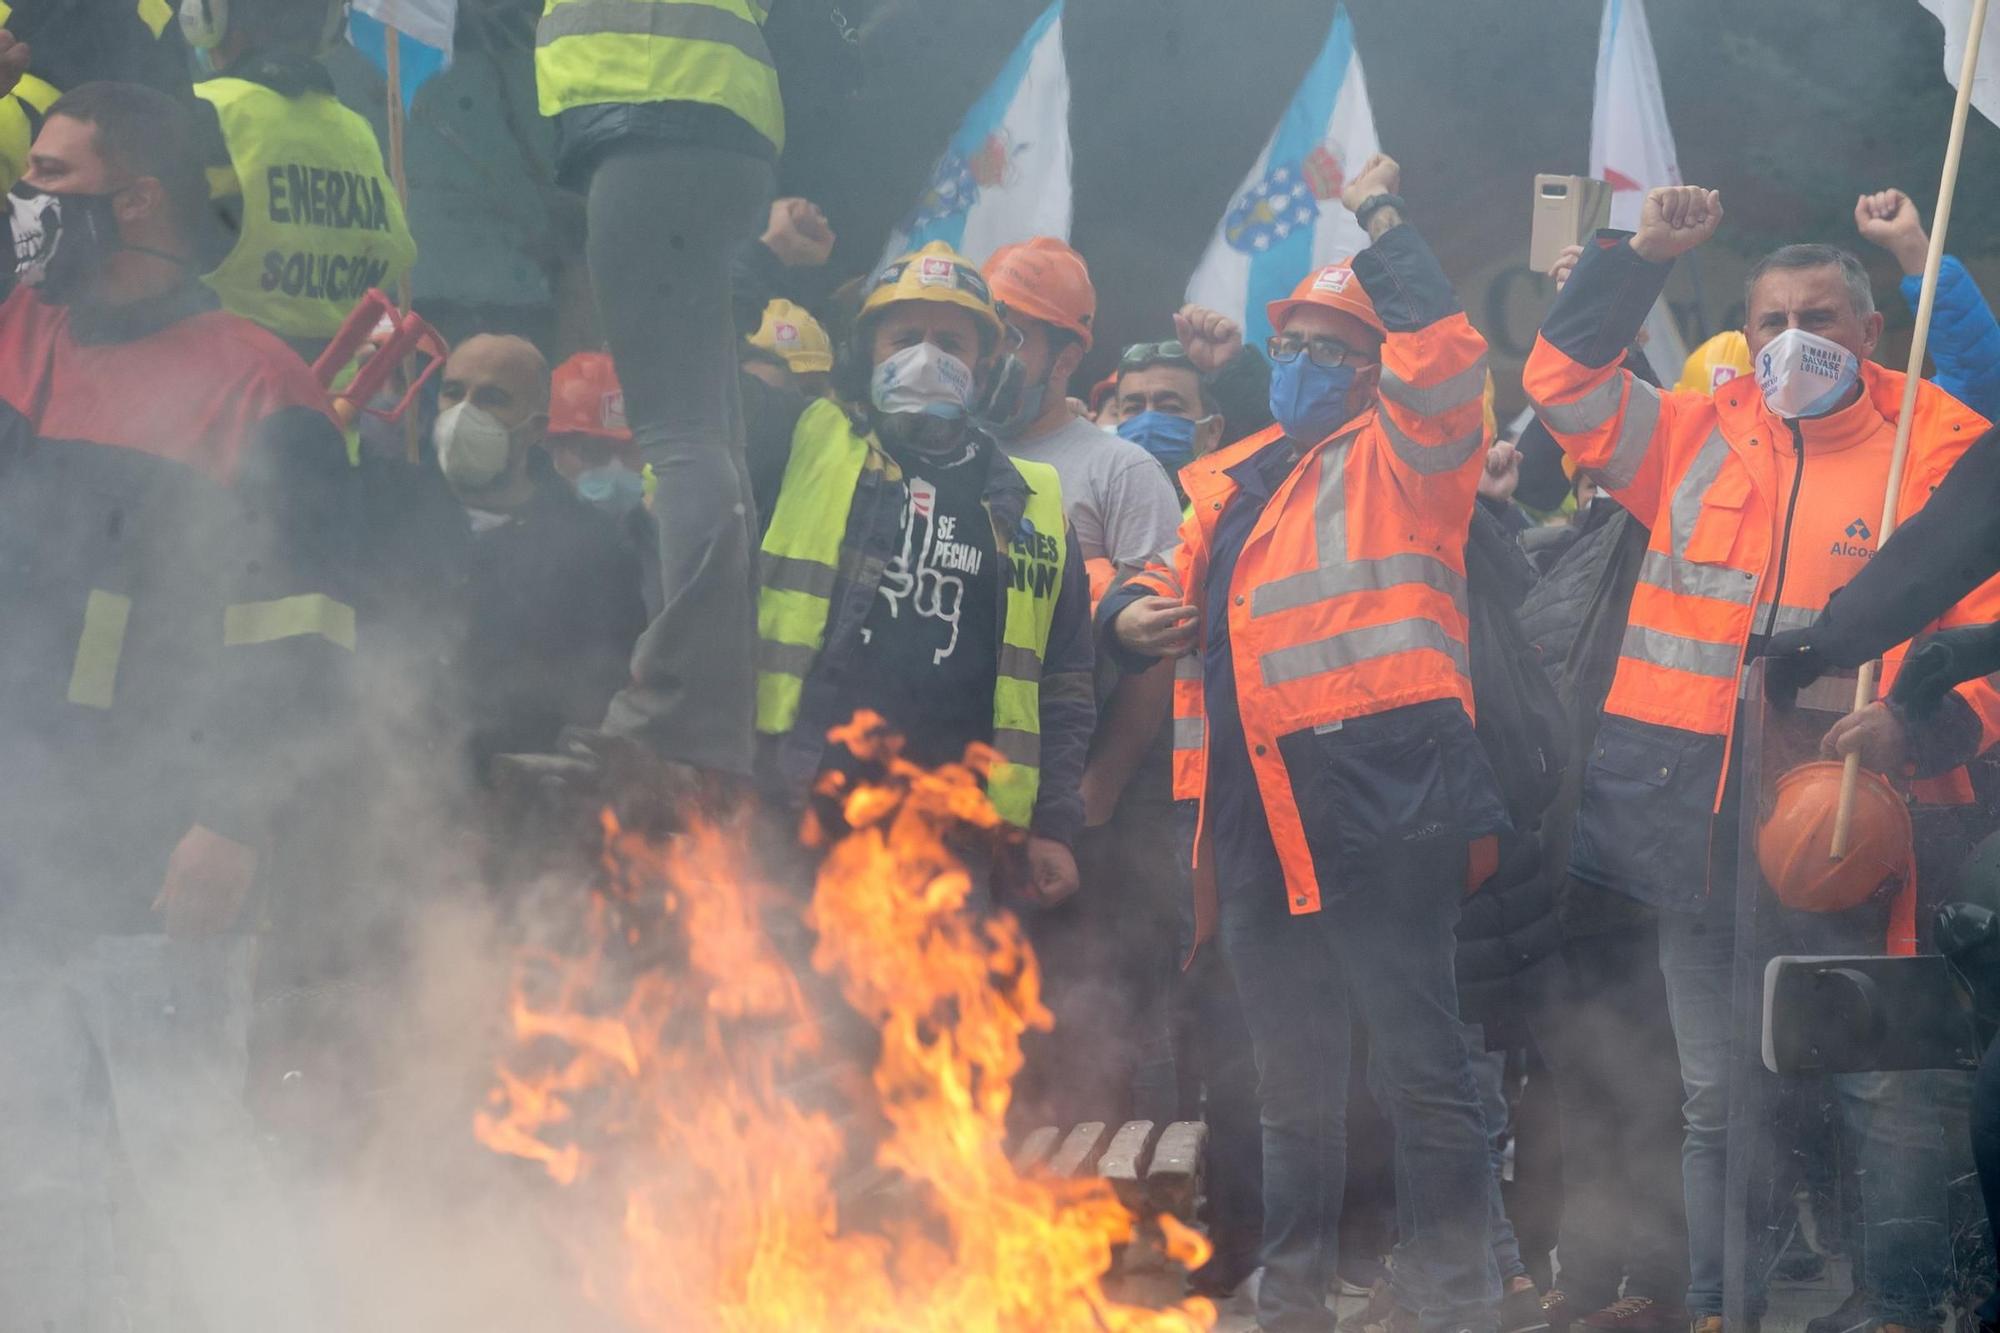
[
  {"x1": 1526, "y1": 233, "x2": 2000, "y2": 911},
  {"x1": 754, "y1": 398, "x2": 1073, "y2": 828},
  {"x1": 195, "y1": 77, "x2": 416, "y2": 340},
  {"x1": 1121, "y1": 222, "x2": 1504, "y2": 919},
  {"x1": 535, "y1": 0, "x2": 783, "y2": 152}
]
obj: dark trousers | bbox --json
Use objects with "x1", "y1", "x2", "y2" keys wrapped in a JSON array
[
  {"x1": 1019, "y1": 791, "x2": 1182, "y2": 1131},
  {"x1": 1533, "y1": 927, "x2": 1690, "y2": 1312},
  {"x1": 588, "y1": 141, "x2": 773, "y2": 776},
  {"x1": 1216, "y1": 814, "x2": 1498, "y2": 1333}
]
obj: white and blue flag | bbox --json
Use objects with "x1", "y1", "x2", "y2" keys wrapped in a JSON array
[
  {"x1": 1185, "y1": 5, "x2": 1379, "y2": 351},
  {"x1": 878, "y1": 2, "x2": 1072, "y2": 269},
  {"x1": 349, "y1": 0, "x2": 455, "y2": 109}
]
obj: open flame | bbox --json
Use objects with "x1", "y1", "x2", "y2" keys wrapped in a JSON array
[{"x1": 473, "y1": 716, "x2": 1215, "y2": 1331}]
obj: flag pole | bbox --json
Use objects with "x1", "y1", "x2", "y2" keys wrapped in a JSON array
[
  {"x1": 1832, "y1": 0, "x2": 1990, "y2": 856},
  {"x1": 381, "y1": 22, "x2": 422, "y2": 463}
]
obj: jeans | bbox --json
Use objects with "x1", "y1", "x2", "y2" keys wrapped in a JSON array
[
  {"x1": 1659, "y1": 894, "x2": 1950, "y2": 1323},
  {"x1": 590, "y1": 141, "x2": 775, "y2": 777},
  {"x1": 1380, "y1": 1021, "x2": 1527, "y2": 1313},
  {"x1": 0, "y1": 931, "x2": 313, "y2": 1331},
  {"x1": 1532, "y1": 928, "x2": 1688, "y2": 1312},
  {"x1": 1218, "y1": 813, "x2": 1498, "y2": 1333}
]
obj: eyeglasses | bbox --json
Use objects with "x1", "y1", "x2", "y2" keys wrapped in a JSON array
[
  {"x1": 1266, "y1": 333, "x2": 1369, "y2": 369},
  {"x1": 1119, "y1": 340, "x2": 1194, "y2": 370}
]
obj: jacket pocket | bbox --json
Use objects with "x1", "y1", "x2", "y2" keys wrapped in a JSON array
[
  {"x1": 1681, "y1": 464, "x2": 1753, "y2": 567},
  {"x1": 1570, "y1": 714, "x2": 1723, "y2": 912},
  {"x1": 1279, "y1": 700, "x2": 1493, "y2": 893}
]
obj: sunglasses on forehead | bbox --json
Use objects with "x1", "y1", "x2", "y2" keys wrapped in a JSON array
[{"x1": 1119, "y1": 340, "x2": 1195, "y2": 370}]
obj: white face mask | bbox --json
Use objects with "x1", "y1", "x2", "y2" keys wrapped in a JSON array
[
  {"x1": 433, "y1": 400, "x2": 516, "y2": 489},
  {"x1": 870, "y1": 341, "x2": 975, "y2": 420},
  {"x1": 1755, "y1": 327, "x2": 1861, "y2": 420}
]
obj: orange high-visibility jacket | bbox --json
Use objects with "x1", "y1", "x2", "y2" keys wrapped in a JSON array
[
  {"x1": 1119, "y1": 224, "x2": 1501, "y2": 929},
  {"x1": 1525, "y1": 234, "x2": 2000, "y2": 915}
]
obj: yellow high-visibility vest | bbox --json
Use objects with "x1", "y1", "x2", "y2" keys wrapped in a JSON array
[
  {"x1": 195, "y1": 76, "x2": 416, "y2": 340},
  {"x1": 535, "y1": 0, "x2": 783, "y2": 152},
  {"x1": 755, "y1": 399, "x2": 1065, "y2": 826}
]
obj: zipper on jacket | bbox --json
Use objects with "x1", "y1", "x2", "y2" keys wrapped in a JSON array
[{"x1": 1757, "y1": 420, "x2": 1810, "y2": 644}]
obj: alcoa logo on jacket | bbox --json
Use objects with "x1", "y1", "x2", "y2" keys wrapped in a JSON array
[{"x1": 1831, "y1": 517, "x2": 1874, "y2": 559}]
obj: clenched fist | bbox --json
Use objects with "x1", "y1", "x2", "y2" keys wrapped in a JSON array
[
  {"x1": 1340, "y1": 152, "x2": 1401, "y2": 213},
  {"x1": 1854, "y1": 189, "x2": 1929, "y2": 277},
  {"x1": 1172, "y1": 305, "x2": 1243, "y2": 374},
  {"x1": 1628, "y1": 186, "x2": 1722, "y2": 264}
]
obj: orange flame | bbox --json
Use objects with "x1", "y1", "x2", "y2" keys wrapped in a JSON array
[{"x1": 473, "y1": 719, "x2": 1215, "y2": 1331}]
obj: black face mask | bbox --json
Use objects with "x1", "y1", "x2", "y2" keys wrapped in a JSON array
[{"x1": 9, "y1": 182, "x2": 123, "y2": 305}]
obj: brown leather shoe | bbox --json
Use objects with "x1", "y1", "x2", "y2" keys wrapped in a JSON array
[
  {"x1": 1690, "y1": 1317, "x2": 1760, "y2": 1333},
  {"x1": 1541, "y1": 1291, "x2": 1574, "y2": 1331},
  {"x1": 1581, "y1": 1298, "x2": 1688, "y2": 1333}
]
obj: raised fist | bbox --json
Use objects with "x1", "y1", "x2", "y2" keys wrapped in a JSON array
[
  {"x1": 1629, "y1": 186, "x2": 1722, "y2": 264},
  {"x1": 1340, "y1": 153, "x2": 1402, "y2": 213}
]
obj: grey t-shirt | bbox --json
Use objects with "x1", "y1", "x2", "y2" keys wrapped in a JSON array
[{"x1": 1001, "y1": 414, "x2": 1183, "y2": 569}]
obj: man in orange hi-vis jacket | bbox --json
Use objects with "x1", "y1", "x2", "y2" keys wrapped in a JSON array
[
  {"x1": 1525, "y1": 184, "x2": 2000, "y2": 1333},
  {"x1": 1099, "y1": 153, "x2": 1508, "y2": 1333}
]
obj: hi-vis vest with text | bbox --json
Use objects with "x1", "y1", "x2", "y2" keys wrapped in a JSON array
[
  {"x1": 535, "y1": 0, "x2": 784, "y2": 152},
  {"x1": 755, "y1": 399, "x2": 1064, "y2": 826},
  {"x1": 195, "y1": 77, "x2": 416, "y2": 340}
]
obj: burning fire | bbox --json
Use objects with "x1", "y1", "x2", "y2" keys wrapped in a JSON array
[{"x1": 473, "y1": 716, "x2": 1216, "y2": 1331}]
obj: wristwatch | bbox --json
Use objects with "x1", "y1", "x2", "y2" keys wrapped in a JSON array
[{"x1": 1353, "y1": 193, "x2": 1407, "y2": 230}]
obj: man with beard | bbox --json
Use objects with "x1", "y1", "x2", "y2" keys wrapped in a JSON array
[
  {"x1": 752, "y1": 240, "x2": 1095, "y2": 907},
  {"x1": 0, "y1": 81, "x2": 347, "y2": 1329}
]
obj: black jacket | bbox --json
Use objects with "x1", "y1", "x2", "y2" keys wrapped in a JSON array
[{"x1": 455, "y1": 454, "x2": 648, "y2": 779}]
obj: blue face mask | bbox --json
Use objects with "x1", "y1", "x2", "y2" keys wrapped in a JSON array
[
  {"x1": 1268, "y1": 357, "x2": 1359, "y2": 446},
  {"x1": 575, "y1": 464, "x2": 645, "y2": 515},
  {"x1": 1117, "y1": 409, "x2": 1200, "y2": 471}
]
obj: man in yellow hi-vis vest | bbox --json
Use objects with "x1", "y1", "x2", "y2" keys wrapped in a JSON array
[
  {"x1": 537, "y1": 0, "x2": 782, "y2": 788},
  {"x1": 185, "y1": 0, "x2": 414, "y2": 354},
  {"x1": 750, "y1": 242, "x2": 1095, "y2": 904}
]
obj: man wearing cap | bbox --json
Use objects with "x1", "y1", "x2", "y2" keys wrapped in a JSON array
[
  {"x1": 744, "y1": 297, "x2": 835, "y2": 399},
  {"x1": 980, "y1": 237, "x2": 1187, "y2": 1128},
  {"x1": 1100, "y1": 154, "x2": 1506, "y2": 1333},
  {"x1": 749, "y1": 239, "x2": 1095, "y2": 904}
]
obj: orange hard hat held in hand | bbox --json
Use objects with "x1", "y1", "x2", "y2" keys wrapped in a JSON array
[{"x1": 1755, "y1": 761, "x2": 1914, "y2": 914}]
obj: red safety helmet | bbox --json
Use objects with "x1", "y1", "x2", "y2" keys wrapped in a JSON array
[
  {"x1": 984, "y1": 236, "x2": 1097, "y2": 349},
  {"x1": 1755, "y1": 761, "x2": 1914, "y2": 913},
  {"x1": 549, "y1": 351, "x2": 631, "y2": 442},
  {"x1": 1266, "y1": 260, "x2": 1385, "y2": 338}
]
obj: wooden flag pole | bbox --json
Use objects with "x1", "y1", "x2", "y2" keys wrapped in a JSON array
[
  {"x1": 1832, "y1": 0, "x2": 1990, "y2": 856},
  {"x1": 381, "y1": 22, "x2": 423, "y2": 463}
]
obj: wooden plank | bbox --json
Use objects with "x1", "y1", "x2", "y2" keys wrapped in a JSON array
[
  {"x1": 1047, "y1": 1121, "x2": 1110, "y2": 1178},
  {"x1": 1144, "y1": 1120, "x2": 1208, "y2": 1220},
  {"x1": 1010, "y1": 1124, "x2": 1063, "y2": 1174},
  {"x1": 1096, "y1": 1120, "x2": 1159, "y2": 1207}
]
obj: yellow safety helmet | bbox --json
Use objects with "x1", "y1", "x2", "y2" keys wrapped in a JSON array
[
  {"x1": 749, "y1": 298, "x2": 834, "y2": 374},
  {"x1": 858, "y1": 240, "x2": 1006, "y2": 349},
  {"x1": 1677, "y1": 330, "x2": 1753, "y2": 397}
]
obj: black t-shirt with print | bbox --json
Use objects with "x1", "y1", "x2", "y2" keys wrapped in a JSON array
[{"x1": 846, "y1": 437, "x2": 1001, "y2": 767}]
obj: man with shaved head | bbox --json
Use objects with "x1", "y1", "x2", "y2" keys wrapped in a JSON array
[{"x1": 434, "y1": 332, "x2": 646, "y2": 780}]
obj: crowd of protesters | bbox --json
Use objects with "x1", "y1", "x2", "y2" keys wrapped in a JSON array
[{"x1": 16, "y1": 4, "x2": 2000, "y2": 1333}]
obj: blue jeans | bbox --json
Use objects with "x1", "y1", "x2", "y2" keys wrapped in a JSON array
[
  {"x1": 1379, "y1": 1021, "x2": 1527, "y2": 1314},
  {"x1": 1659, "y1": 896, "x2": 1950, "y2": 1323},
  {"x1": 1218, "y1": 814, "x2": 1498, "y2": 1333}
]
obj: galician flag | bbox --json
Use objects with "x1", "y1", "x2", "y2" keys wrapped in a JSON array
[
  {"x1": 878, "y1": 3, "x2": 1071, "y2": 268},
  {"x1": 1184, "y1": 5, "x2": 1379, "y2": 351},
  {"x1": 1918, "y1": 0, "x2": 2000, "y2": 127},
  {"x1": 349, "y1": 0, "x2": 455, "y2": 109},
  {"x1": 1591, "y1": 0, "x2": 1689, "y2": 382}
]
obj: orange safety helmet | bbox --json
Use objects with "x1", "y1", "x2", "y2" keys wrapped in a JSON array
[
  {"x1": 549, "y1": 350, "x2": 631, "y2": 441},
  {"x1": 983, "y1": 236, "x2": 1096, "y2": 349},
  {"x1": 1266, "y1": 260, "x2": 1385, "y2": 338},
  {"x1": 1755, "y1": 761, "x2": 1914, "y2": 913}
]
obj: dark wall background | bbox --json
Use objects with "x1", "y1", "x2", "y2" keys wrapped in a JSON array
[{"x1": 768, "y1": 0, "x2": 2000, "y2": 396}]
